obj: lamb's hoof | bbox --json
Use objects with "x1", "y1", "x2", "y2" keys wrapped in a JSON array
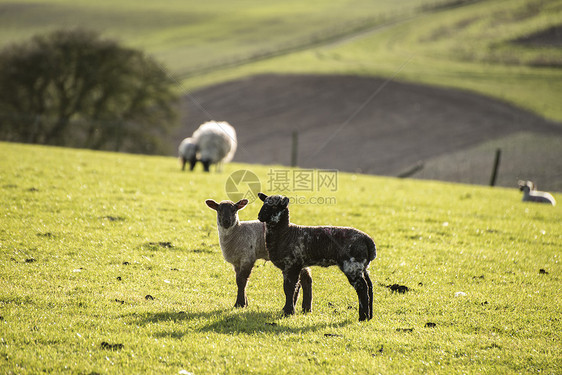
[
  {"x1": 234, "y1": 302, "x2": 247, "y2": 308},
  {"x1": 282, "y1": 309, "x2": 295, "y2": 317},
  {"x1": 359, "y1": 313, "x2": 371, "y2": 322}
]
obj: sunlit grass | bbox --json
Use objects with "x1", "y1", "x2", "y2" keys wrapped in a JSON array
[{"x1": 1, "y1": 142, "x2": 561, "y2": 373}]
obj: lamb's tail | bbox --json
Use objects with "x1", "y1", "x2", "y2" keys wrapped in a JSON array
[{"x1": 366, "y1": 236, "x2": 377, "y2": 261}]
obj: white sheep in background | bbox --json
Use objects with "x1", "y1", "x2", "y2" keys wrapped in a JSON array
[
  {"x1": 518, "y1": 180, "x2": 556, "y2": 206},
  {"x1": 178, "y1": 137, "x2": 197, "y2": 171},
  {"x1": 205, "y1": 198, "x2": 313, "y2": 310},
  {"x1": 195, "y1": 121, "x2": 237, "y2": 172},
  {"x1": 179, "y1": 121, "x2": 237, "y2": 172}
]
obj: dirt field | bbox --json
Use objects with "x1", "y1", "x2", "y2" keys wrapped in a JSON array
[
  {"x1": 514, "y1": 25, "x2": 562, "y2": 48},
  {"x1": 173, "y1": 74, "x2": 562, "y2": 191}
]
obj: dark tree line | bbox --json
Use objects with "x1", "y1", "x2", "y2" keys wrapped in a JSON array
[{"x1": 0, "y1": 28, "x2": 179, "y2": 154}]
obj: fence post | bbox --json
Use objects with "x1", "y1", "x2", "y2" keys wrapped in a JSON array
[
  {"x1": 489, "y1": 148, "x2": 501, "y2": 187},
  {"x1": 291, "y1": 130, "x2": 298, "y2": 167}
]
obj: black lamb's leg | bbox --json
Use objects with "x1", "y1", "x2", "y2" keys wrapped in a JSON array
[
  {"x1": 364, "y1": 270, "x2": 373, "y2": 320},
  {"x1": 282, "y1": 268, "x2": 301, "y2": 316},
  {"x1": 299, "y1": 268, "x2": 313, "y2": 313},
  {"x1": 346, "y1": 273, "x2": 370, "y2": 321},
  {"x1": 234, "y1": 264, "x2": 252, "y2": 308},
  {"x1": 293, "y1": 279, "x2": 301, "y2": 307}
]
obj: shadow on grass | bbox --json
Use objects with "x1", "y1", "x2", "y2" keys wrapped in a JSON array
[{"x1": 127, "y1": 308, "x2": 350, "y2": 338}]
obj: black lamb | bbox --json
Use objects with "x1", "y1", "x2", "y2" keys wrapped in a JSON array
[{"x1": 257, "y1": 193, "x2": 377, "y2": 321}]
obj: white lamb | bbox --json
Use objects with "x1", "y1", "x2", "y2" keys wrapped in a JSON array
[
  {"x1": 518, "y1": 180, "x2": 556, "y2": 206},
  {"x1": 205, "y1": 198, "x2": 313, "y2": 310},
  {"x1": 179, "y1": 121, "x2": 237, "y2": 172}
]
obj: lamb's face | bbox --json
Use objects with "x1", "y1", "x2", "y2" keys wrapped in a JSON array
[
  {"x1": 216, "y1": 202, "x2": 238, "y2": 228},
  {"x1": 205, "y1": 199, "x2": 248, "y2": 229},
  {"x1": 518, "y1": 180, "x2": 531, "y2": 193},
  {"x1": 257, "y1": 194, "x2": 289, "y2": 224}
]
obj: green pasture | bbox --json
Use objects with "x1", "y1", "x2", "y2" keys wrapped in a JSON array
[
  {"x1": 1, "y1": 142, "x2": 561, "y2": 374},
  {"x1": 1, "y1": 0, "x2": 561, "y2": 122},
  {"x1": 0, "y1": 0, "x2": 433, "y2": 76}
]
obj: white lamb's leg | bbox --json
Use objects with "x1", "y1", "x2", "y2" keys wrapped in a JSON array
[{"x1": 234, "y1": 263, "x2": 253, "y2": 308}]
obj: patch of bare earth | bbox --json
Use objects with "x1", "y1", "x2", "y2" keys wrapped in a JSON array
[
  {"x1": 174, "y1": 74, "x2": 562, "y2": 191},
  {"x1": 513, "y1": 25, "x2": 562, "y2": 47}
]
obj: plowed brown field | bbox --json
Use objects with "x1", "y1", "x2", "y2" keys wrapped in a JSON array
[{"x1": 174, "y1": 74, "x2": 562, "y2": 191}]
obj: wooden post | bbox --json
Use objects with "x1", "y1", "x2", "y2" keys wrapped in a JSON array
[
  {"x1": 489, "y1": 148, "x2": 501, "y2": 187},
  {"x1": 291, "y1": 130, "x2": 298, "y2": 167}
]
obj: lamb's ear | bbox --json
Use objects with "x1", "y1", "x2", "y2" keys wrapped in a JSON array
[
  {"x1": 235, "y1": 199, "x2": 249, "y2": 211},
  {"x1": 281, "y1": 197, "x2": 290, "y2": 207},
  {"x1": 258, "y1": 192, "x2": 268, "y2": 202},
  {"x1": 205, "y1": 199, "x2": 219, "y2": 211}
]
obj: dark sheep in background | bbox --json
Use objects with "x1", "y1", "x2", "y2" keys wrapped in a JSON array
[{"x1": 178, "y1": 137, "x2": 197, "y2": 171}]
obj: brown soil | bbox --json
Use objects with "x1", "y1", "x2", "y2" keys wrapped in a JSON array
[
  {"x1": 173, "y1": 74, "x2": 562, "y2": 190},
  {"x1": 514, "y1": 25, "x2": 562, "y2": 47}
]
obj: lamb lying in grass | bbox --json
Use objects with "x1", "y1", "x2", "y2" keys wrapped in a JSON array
[
  {"x1": 518, "y1": 180, "x2": 556, "y2": 206},
  {"x1": 257, "y1": 193, "x2": 377, "y2": 321},
  {"x1": 206, "y1": 198, "x2": 313, "y2": 310}
]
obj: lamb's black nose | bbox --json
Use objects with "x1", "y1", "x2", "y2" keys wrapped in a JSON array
[{"x1": 220, "y1": 217, "x2": 233, "y2": 228}]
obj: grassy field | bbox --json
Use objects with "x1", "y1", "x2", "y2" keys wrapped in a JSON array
[{"x1": 1, "y1": 142, "x2": 561, "y2": 374}]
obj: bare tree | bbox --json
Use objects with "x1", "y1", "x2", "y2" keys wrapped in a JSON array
[{"x1": 0, "y1": 28, "x2": 178, "y2": 153}]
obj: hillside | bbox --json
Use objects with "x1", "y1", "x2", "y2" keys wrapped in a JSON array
[
  {"x1": 180, "y1": 0, "x2": 562, "y2": 123},
  {"x1": 1, "y1": 0, "x2": 561, "y2": 191},
  {"x1": 0, "y1": 0, "x2": 437, "y2": 76},
  {"x1": 174, "y1": 74, "x2": 562, "y2": 191}
]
